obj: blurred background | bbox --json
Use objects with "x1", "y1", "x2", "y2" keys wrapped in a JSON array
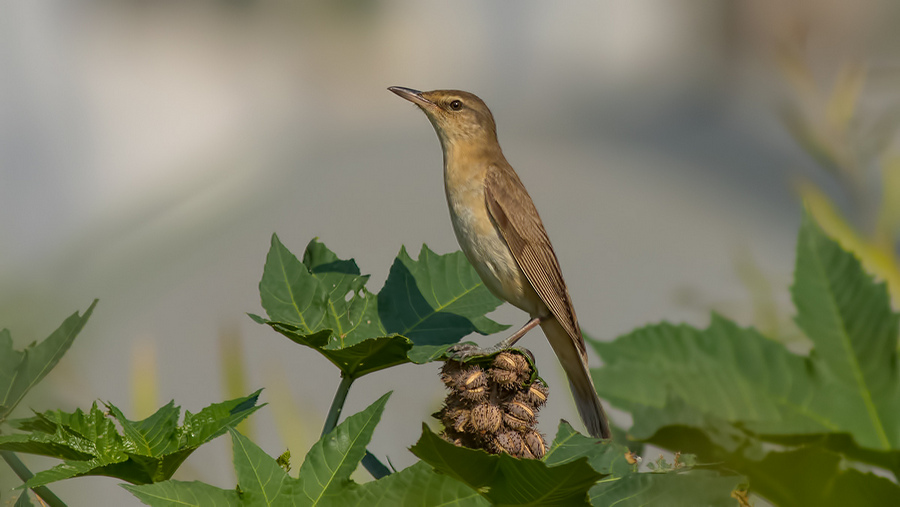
[{"x1": 2, "y1": 1, "x2": 899, "y2": 505}]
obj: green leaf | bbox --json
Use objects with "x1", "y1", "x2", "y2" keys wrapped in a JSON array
[
  {"x1": 378, "y1": 246, "x2": 508, "y2": 346},
  {"x1": 792, "y1": 214, "x2": 899, "y2": 449},
  {"x1": 0, "y1": 300, "x2": 97, "y2": 422},
  {"x1": 590, "y1": 316, "x2": 839, "y2": 437},
  {"x1": 259, "y1": 234, "x2": 329, "y2": 331},
  {"x1": 589, "y1": 470, "x2": 745, "y2": 507},
  {"x1": 258, "y1": 235, "x2": 384, "y2": 346},
  {"x1": 254, "y1": 238, "x2": 508, "y2": 377},
  {"x1": 541, "y1": 421, "x2": 742, "y2": 506},
  {"x1": 252, "y1": 318, "x2": 413, "y2": 378},
  {"x1": 302, "y1": 239, "x2": 385, "y2": 345},
  {"x1": 14, "y1": 490, "x2": 35, "y2": 507},
  {"x1": 127, "y1": 393, "x2": 393, "y2": 506},
  {"x1": 543, "y1": 421, "x2": 635, "y2": 477},
  {"x1": 649, "y1": 426, "x2": 900, "y2": 507},
  {"x1": 230, "y1": 428, "x2": 291, "y2": 506},
  {"x1": 122, "y1": 480, "x2": 240, "y2": 507},
  {"x1": 325, "y1": 461, "x2": 488, "y2": 507},
  {"x1": 410, "y1": 424, "x2": 601, "y2": 506},
  {"x1": 296, "y1": 392, "x2": 391, "y2": 504},
  {"x1": 748, "y1": 446, "x2": 900, "y2": 507},
  {"x1": 588, "y1": 213, "x2": 900, "y2": 505},
  {"x1": 0, "y1": 391, "x2": 263, "y2": 487}
]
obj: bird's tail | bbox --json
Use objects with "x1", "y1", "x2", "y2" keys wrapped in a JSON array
[{"x1": 540, "y1": 318, "x2": 611, "y2": 439}]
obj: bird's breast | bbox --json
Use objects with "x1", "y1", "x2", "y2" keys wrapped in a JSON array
[{"x1": 443, "y1": 162, "x2": 542, "y2": 316}]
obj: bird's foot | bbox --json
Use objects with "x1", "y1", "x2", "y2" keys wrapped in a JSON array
[{"x1": 447, "y1": 342, "x2": 533, "y2": 363}]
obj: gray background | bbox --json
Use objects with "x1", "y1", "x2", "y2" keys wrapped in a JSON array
[{"x1": 1, "y1": 1, "x2": 898, "y2": 505}]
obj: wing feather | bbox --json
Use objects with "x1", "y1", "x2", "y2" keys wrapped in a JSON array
[{"x1": 484, "y1": 163, "x2": 585, "y2": 357}]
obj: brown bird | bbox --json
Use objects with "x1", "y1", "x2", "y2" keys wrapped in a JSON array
[{"x1": 389, "y1": 86, "x2": 611, "y2": 439}]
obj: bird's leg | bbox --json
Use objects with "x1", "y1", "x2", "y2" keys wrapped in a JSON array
[{"x1": 449, "y1": 316, "x2": 543, "y2": 360}]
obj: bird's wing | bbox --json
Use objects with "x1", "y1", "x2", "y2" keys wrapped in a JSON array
[{"x1": 484, "y1": 163, "x2": 585, "y2": 357}]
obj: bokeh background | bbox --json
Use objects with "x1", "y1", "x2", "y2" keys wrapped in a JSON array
[{"x1": 2, "y1": 1, "x2": 899, "y2": 505}]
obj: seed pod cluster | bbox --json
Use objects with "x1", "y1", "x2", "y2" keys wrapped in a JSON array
[{"x1": 435, "y1": 350, "x2": 548, "y2": 459}]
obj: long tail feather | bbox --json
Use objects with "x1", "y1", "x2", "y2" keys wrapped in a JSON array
[{"x1": 540, "y1": 318, "x2": 611, "y2": 439}]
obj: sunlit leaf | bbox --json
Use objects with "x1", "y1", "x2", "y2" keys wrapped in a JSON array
[
  {"x1": 254, "y1": 238, "x2": 507, "y2": 378},
  {"x1": 378, "y1": 246, "x2": 508, "y2": 346},
  {"x1": 0, "y1": 391, "x2": 263, "y2": 487},
  {"x1": 125, "y1": 393, "x2": 392, "y2": 507},
  {"x1": 793, "y1": 213, "x2": 899, "y2": 449},
  {"x1": 296, "y1": 392, "x2": 391, "y2": 504},
  {"x1": 122, "y1": 480, "x2": 239, "y2": 507}
]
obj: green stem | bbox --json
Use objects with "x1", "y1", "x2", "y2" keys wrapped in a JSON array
[
  {"x1": 321, "y1": 375, "x2": 391, "y2": 479},
  {"x1": 321, "y1": 375, "x2": 355, "y2": 437},
  {"x1": 361, "y1": 451, "x2": 391, "y2": 479},
  {"x1": 1, "y1": 450, "x2": 68, "y2": 507}
]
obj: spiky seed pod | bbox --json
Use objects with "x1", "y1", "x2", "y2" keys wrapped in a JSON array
[
  {"x1": 502, "y1": 412, "x2": 530, "y2": 432},
  {"x1": 491, "y1": 430, "x2": 525, "y2": 457},
  {"x1": 490, "y1": 368, "x2": 519, "y2": 388},
  {"x1": 523, "y1": 380, "x2": 549, "y2": 407},
  {"x1": 505, "y1": 401, "x2": 536, "y2": 424},
  {"x1": 493, "y1": 352, "x2": 518, "y2": 371},
  {"x1": 490, "y1": 352, "x2": 531, "y2": 387},
  {"x1": 436, "y1": 350, "x2": 546, "y2": 459},
  {"x1": 522, "y1": 445, "x2": 536, "y2": 459},
  {"x1": 438, "y1": 406, "x2": 470, "y2": 432},
  {"x1": 493, "y1": 352, "x2": 531, "y2": 377},
  {"x1": 460, "y1": 385, "x2": 489, "y2": 402},
  {"x1": 469, "y1": 403, "x2": 502, "y2": 433},
  {"x1": 523, "y1": 430, "x2": 547, "y2": 459},
  {"x1": 457, "y1": 367, "x2": 487, "y2": 389},
  {"x1": 440, "y1": 361, "x2": 464, "y2": 386},
  {"x1": 490, "y1": 368, "x2": 519, "y2": 389}
]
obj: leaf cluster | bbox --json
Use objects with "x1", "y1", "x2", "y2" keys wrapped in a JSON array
[
  {"x1": 249, "y1": 235, "x2": 509, "y2": 379},
  {"x1": 591, "y1": 214, "x2": 900, "y2": 505},
  {"x1": 0, "y1": 391, "x2": 263, "y2": 487},
  {"x1": 126, "y1": 396, "x2": 742, "y2": 507}
]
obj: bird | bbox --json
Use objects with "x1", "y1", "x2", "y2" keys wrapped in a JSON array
[{"x1": 388, "y1": 86, "x2": 611, "y2": 439}]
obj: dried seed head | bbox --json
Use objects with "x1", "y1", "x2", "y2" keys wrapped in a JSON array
[
  {"x1": 524, "y1": 380, "x2": 549, "y2": 407},
  {"x1": 493, "y1": 352, "x2": 518, "y2": 371},
  {"x1": 491, "y1": 430, "x2": 525, "y2": 457},
  {"x1": 459, "y1": 368, "x2": 487, "y2": 389},
  {"x1": 437, "y1": 350, "x2": 547, "y2": 457},
  {"x1": 491, "y1": 368, "x2": 520, "y2": 388},
  {"x1": 459, "y1": 385, "x2": 489, "y2": 402},
  {"x1": 493, "y1": 352, "x2": 531, "y2": 375},
  {"x1": 523, "y1": 430, "x2": 546, "y2": 459},
  {"x1": 505, "y1": 401, "x2": 535, "y2": 423},
  {"x1": 438, "y1": 406, "x2": 470, "y2": 432},
  {"x1": 490, "y1": 352, "x2": 531, "y2": 387},
  {"x1": 440, "y1": 361, "x2": 464, "y2": 386},
  {"x1": 502, "y1": 412, "x2": 530, "y2": 431},
  {"x1": 469, "y1": 403, "x2": 502, "y2": 433}
]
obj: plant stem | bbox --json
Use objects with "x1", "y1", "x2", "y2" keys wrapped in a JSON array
[
  {"x1": 1, "y1": 450, "x2": 67, "y2": 507},
  {"x1": 321, "y1": 374, "x2": 355, "y2": 437},
  {"x1": 361, "y1": 451, "x2": 391, "y2": 479},
  {"x1": 321, "y1": 375, "x2": 391, "y2": 479}
]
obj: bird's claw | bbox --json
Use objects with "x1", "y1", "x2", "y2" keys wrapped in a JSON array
[
  {"x1": 446, "y1": 343, "x2": 533, "y2": 363},
  {"x1": 446, "y1": 342, "x2": 490, "y2": 362}
]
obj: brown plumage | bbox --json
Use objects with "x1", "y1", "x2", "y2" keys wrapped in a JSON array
[{"x1": 389, "y1": 86, "x2": 611, "y2": 439}]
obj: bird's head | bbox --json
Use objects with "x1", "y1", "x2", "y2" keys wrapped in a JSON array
[{"x1": 389, "y1": 87, "x2": 498, "y2": 149}]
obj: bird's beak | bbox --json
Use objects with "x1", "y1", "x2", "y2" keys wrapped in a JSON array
[{"x1": 388, "y1": 86, "x2": 435, "y2": 110}]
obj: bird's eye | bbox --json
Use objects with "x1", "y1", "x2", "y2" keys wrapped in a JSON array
[{"x1": 449, "y1": 100, "x2": 462, "y2": 111}]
